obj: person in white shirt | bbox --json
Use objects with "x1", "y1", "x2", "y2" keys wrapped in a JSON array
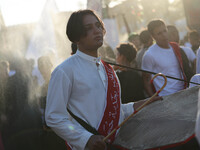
[
  {"x1": 142, "y1": 19, "x2": 186, "y2": 97},
  {"x1": 196, "y1": 48, "x2": 200, "y2": 74},
  {"x1": 189, "y1": 74, "x2": 200, "y2": 145},
  {"x1": 188, "y1": 30, "x2": 200, "y2": 54},
  {"x1": 45, "y1": 9, "x2": 161, "y2": 150},
  {"x1": 136, "y1": 29, "x2": 153, "y2": 70},
  {"x1": 167, "y1": 25, "x2": 196, "y2": 73}
]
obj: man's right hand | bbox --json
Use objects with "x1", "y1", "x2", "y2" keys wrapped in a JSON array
[{"x1": 86, "y1": 135, "x2": 107, "y2": 150}]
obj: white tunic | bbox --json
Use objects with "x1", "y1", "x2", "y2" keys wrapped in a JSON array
[
  {"x1": 196, "y1": 48, "x2": 200, "y2": 74},
  {"x1": 196, "y1": 91, "x2": 200, "y2": 145},
  {"x1": 142, "y1": 44, "x2": 184, "y2": 96},
  {"x1": 45, "y1": 50, "x2": 134, "y2": 150}
]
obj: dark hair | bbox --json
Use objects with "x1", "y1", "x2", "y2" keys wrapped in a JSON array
[
  {"x1": 116, "y1": 42, "x2": 137, "y2": 62},
  {"x1": 128, "y1": 32, "x2": 139, "y2": 42},
  {"x1": 139, "y1": 29, "x2": 152, "y2": 44},
  {"x1": 167, "y1": 25, "x2": 179, "y2": 43},
  {"x1": 189, "y1": 30, "x2": 200, "y2": 40},
  {"x1": 147, "y1": 19, "x2": 165, "y2": 35},
  {"x1": 71, "y1": 43, "x2": 77, "y2": 55},
  {"x1": 167, "y1": 25, "x2": 178, "y2": 34},
  {"x1": 66, "y1": 9, "x2": 106, "y2": 43}
]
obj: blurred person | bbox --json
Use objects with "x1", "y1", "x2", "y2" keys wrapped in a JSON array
[
  {"x1": 189, "y1": 74, "x2": 200, "y2": 146},
  {"x1": 196, "y1": 92, "x2": 200, "y2": 146},
  {"x1": 45, "y1": 9, "x2": 162, "y2": 150},
  {"x1": 189, "y1": 74, "x2": 200, "y2": 88},
  {"x1": 37, "y1": 55, "x2": 66, "y2": 150},
  {"x1": 188, "y1": 30, "x2": 200, "y2": 54},
  {"x1": 4, "y1": 58, "x2": 42, "y2": 150},
  {"x1": 128, "y1": 33, "x2": 141, "y2": 68},
  {"x1": 38, "y1": 56, "x2": 53, "y2": 125},
  {"x1": 167, "y1": 25, "x2": 196, "y2": 80},
  {"x1": 98, "y1": 44, "x2": 116, "y2": 62},
  {"x1": 196, "y1": 48, "x2": 200, "y2": 73},
  {"x1": 115, "y1": 42, "x2": 145, "y2": 103},
  {"x1": 142, "y1": 19, "x2": 187, "y2": 97},
  {"x1": 183, "y1": 34, "x2": 192, "y2": 48},
  {"x1": 128, "y1": 32, "x2": 141, "y2": 51},
  {"x1": 0, "y1": 60, "x2": 10, "y2": 119},
  {"x1": 0, "y1": 60, "x2": 10, "y2": 150},
  {"x1": 136, "y1": 29, "x2": 153, "y2": 69}
]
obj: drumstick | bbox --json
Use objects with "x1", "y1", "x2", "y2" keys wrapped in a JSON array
[{"x1": 103, "y1": 73, "x2": 167, "y2": 142}]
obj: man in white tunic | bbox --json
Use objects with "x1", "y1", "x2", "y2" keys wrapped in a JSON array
[{"x1": 45, "y1": 10, "x2": 161, "y2": 150}]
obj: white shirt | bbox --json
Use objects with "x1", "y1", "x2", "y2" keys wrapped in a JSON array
[
  {"x1": 189, "y1": 74, "x2": 200, "y2": 88},
  {"x1": 189, "y1": 74, "x2": 200, "y2": 144},
  {"x1": 180, "y1": 46, "x2": 196, "y2": 67},
  {"x1": 196, "y1": 48, "x2": 200, "y2": 74},
  {"x1": 196, "y1": 91, "x2": 200, "y2": 145},
  {"x1": 45, "y1": 50, "x2": 134, "y2": 150},
  {"x1": 142, "y1": 44, "x2": 184, "y2": 96}
]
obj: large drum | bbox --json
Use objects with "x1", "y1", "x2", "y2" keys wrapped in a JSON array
[{"x1": 113, "y1": 86, "x2": 200, "y2": 150}]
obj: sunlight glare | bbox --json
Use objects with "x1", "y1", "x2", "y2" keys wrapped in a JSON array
[
  {"x1": 169, "y1": 0, "x2": 175, "y2": 3},
  {"x1": 56, "y1": 0, "x2": 86, "y2": 12},
  {"x1": 0, "y1": 0, "x2": 86, "y2": 26}
]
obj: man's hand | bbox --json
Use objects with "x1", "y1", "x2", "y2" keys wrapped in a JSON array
[
  {"x1": 86, "y1": 135, "x2": 107, "y2": 150},
  {"x1": 134, "y1": 96, "x2": 163, "y2": 110}
]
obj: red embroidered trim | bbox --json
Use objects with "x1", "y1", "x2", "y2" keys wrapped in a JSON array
[{"x1": 99, "y1": 60, "x2": 121, "y2": 143}]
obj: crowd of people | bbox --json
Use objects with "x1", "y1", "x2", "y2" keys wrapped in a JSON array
[{"x1": 0, "y1": 8, "x2": 200, "y2": 150}]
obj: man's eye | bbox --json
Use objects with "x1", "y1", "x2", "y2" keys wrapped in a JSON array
[{"x1": 85, "y1": 26, "x2": 92, "y2": 31}]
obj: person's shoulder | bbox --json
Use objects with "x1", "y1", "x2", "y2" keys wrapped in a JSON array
[
  {"x1": 145, "y1": 44, "x2": 157, "y2": 53},
  {"x1": 53, "y1": 55, "x2": 77, "y2": 74},
  {"x1": 143, "y1": 44, "x2": 156, "y2": 57},
  {"x1": 190, "y1": 74, "x2": 200, "y2": 83},
  {"x1": 180, "y1": 46, "x2": 193, "y2": 52}
]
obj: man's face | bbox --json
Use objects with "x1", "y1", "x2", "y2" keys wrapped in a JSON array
[
  {"x1": 152, "y1": 24, "x2": 169, "y2": 48},
  {"x1": 189, "y1": 38, "x2": 200, "y2": 47},
  {"x1": 168, "y1": 30, "x2": 179, "y2": 43},
  {"x1": 77, "y1": 14, "x2": 104, "y2": 51},
  {"x1": 131, "y1": 36, "x2": 141, "y2": 50}
]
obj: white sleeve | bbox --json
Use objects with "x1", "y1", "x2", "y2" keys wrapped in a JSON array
[
  {"x1": 189, "y1": 74, "x2": 200, "y2": 88},
  {"x1": 45, "y1": 68, "x2": 92, "y2": 150},
  {"x1": 197, "y1": 49, "x2": 200, "y2": 74},
  {"x1": 196, "y1": 92, "x2": 200, "y2": 145},
  {"x1": 121, "y1": 102, "x2": 134, "y2": 119}
]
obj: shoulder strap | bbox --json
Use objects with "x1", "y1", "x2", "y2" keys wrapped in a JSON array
[
  {"x1": 67, "y1": 108, "x2": 99, "y2": 135},
  {"x1": 169, "y1": 42, "x2": 188, "y2": 88},
  {"x1": 67, "y1": 108, "x2": 121, "y2": 150}
]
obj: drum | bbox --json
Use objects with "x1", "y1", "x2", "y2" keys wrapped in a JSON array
[{"x1": 113, "y1": 86, "x2": 200, "y2": 150}]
